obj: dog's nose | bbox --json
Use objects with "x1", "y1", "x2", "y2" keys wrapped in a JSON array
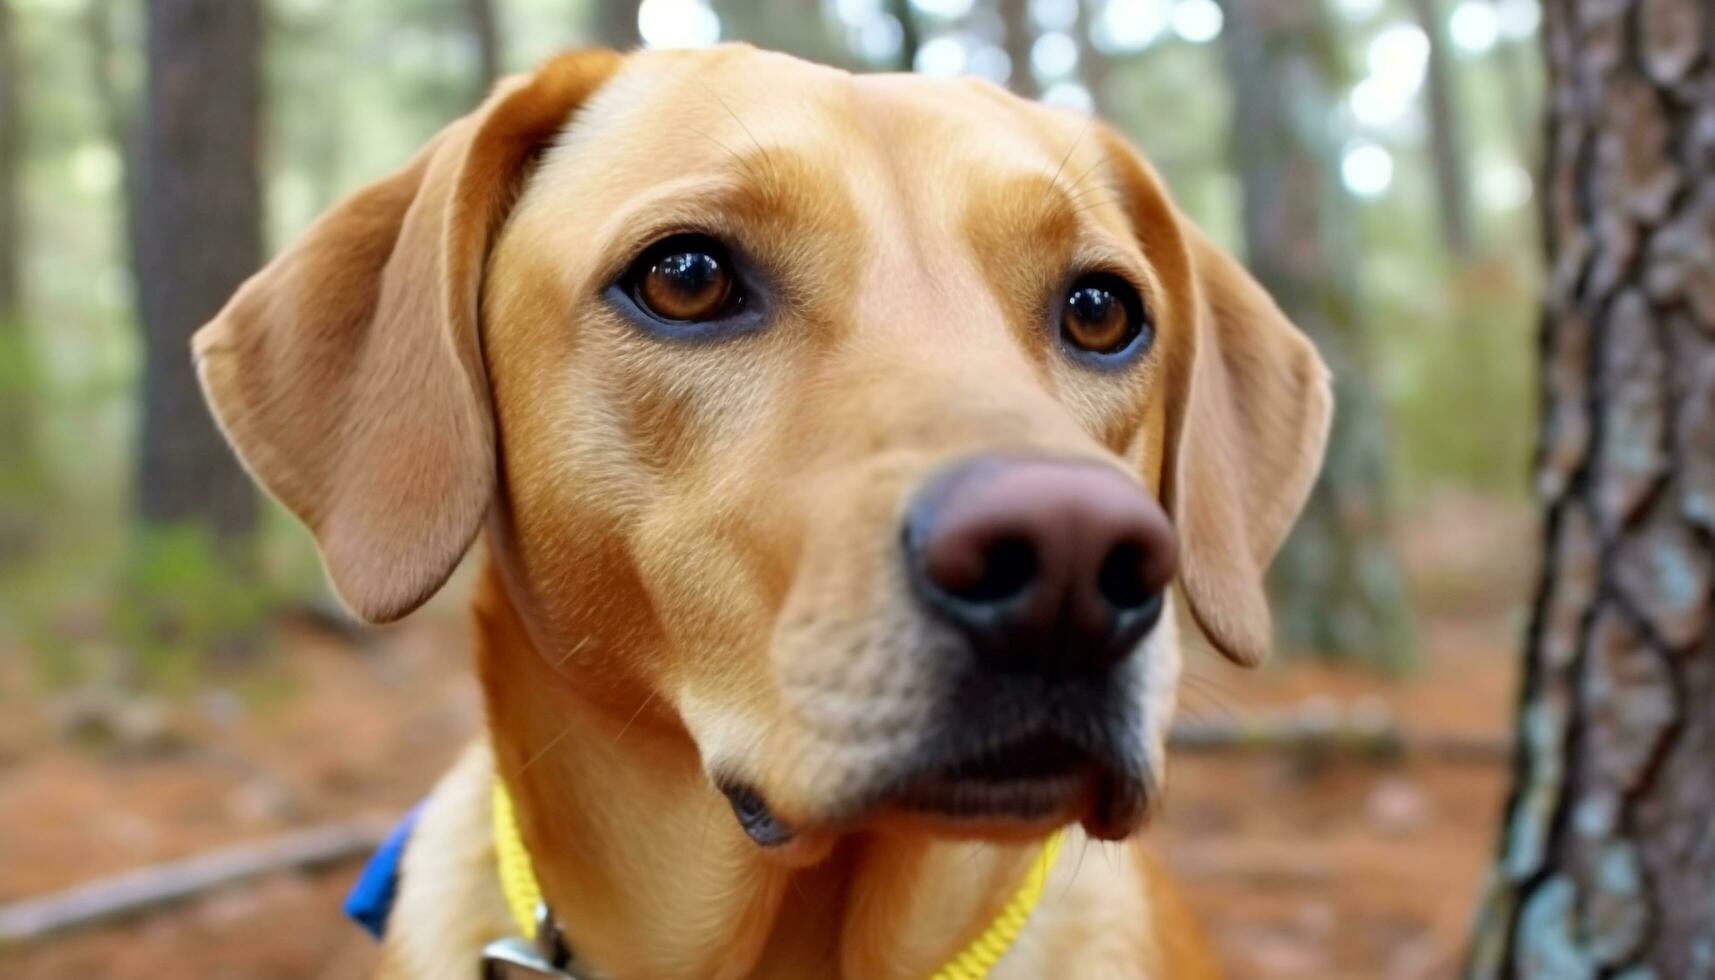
[{"x1": 903, "y1": 456, "x2": 1177, "y2": 671}]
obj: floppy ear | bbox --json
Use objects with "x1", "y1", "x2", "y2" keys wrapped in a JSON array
[
  {"x1": 1166, "y1": 225, "x2": 1333, "y2": 666},
  {"x1": 192, "y1": 50, "x2": 622, "y2": 623}
]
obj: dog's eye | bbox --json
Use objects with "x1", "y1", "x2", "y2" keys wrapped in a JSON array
[
  {"x1": 629, "y1": 236, "x2": 741, "y2": 323},
  {"x1": 1061, "y1": 275, "x2": 1148, "y2": 357}
]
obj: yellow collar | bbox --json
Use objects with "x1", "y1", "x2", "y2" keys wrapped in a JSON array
[{"x1": 492, "y1": 782, "x2": 1063, "y2": 979}]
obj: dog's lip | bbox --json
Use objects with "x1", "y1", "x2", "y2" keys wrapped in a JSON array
[
  {"x1": 888, "y1": 766, "x2": 1096, "y2": 824},
  {"x1": 880, "y1": 730, "x2": 1149, "y2": 840}
]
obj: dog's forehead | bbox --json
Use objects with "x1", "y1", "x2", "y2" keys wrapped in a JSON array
[{"x1": 544, "y1": 45, "x2": 1098, "y2": 213}]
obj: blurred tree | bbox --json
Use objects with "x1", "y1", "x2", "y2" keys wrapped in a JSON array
[
  {"x1": 0, "y1": 0, "x2": 19, "y2": 322},
  {"x1": 465, "y1": 0, "x2": 502, "y2": 94},
  {"x1": 1408, "y1": 0, "x2": 1474, "y2": 259},
  {"x1": 1000, "y1": 0, "x2": 1036, "y2": 98},
  {"x1": 710, "y1": 1, "x2": 856, "y2": 71},
  {"x1": 86, "y1": 0, "x2": 138, "y2": 258},
  {"x1": 0, "y1": 0, "x2": 30, "y2": 496},
  {"x1": 1073, "y1": 0, "x2": 1112, "y2": 119},
  {"x1": 1217, "y1": 0, "x2": 1415, "y2": 667},
  {"x1": 1478, "y1": 0, "x2": 1541, "y2": 158},
  {"x1": 131, "y1": 0, "x2": 261, "y2": 543},
  {"x1": 887, "y1": 0, "x2": 920, "y2": 72},
  {"x1": 1469, "y1": 1, "x2": 1715, "y2": 973},
  {"x1": 599, "y1": 0, "x2": 642, "y2": 50}
]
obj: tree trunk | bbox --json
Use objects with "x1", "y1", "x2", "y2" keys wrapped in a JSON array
[
  {"x1": 886, "y1": 0, "x2": 920, "y2": 72},
  {"x1": 132, "y1": 0, "x2": 260, "y2": 541},
  {"x1": 1408, "y1": 0, "x2": 1476, "y2": 259},
  {"x1": 598, "y1": 0, "x2": 642, "y2": 50},
  {"x1": 1075, "y1": 0, "x2": 1112, "y2": 119},
  {"x1": 999, "y1": 0, "x2": 1037, "y2": 98},
  {"x1": 86, "y1": 0, "x2": 139, "y2": 275},
  {"x1": 0, "y1": 0, "x2": 33, "y2": 501},
  {"x1": 464, "y1": 0, "x2": 501, "y2": 97},
  {"x1": 1217, "y1": 0, "x2": 1415, "y2": 667},
  {"x1": 1488, "y1": 0, "x2": 1540, "y2": 161},
  {"x1": 0, "y1": 0, "x2": 20, "y2": 323},
  {"x1": 1468, "y1": 1, "x2": 1715, "y2": 974}
]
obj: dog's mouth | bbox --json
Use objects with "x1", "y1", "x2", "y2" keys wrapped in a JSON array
[
  {"x1": 890, "y1": 730, "x2": 1096, "y2": 821},
  {"x1": 864, "y1": 724, "x2": 1145, "y2": 840},
  {"x1": 882, "y1": 729, "x2": 1147, "y2": 840},
  {"x1": 718, "y1": 667, "x2": 1158, "y2": 848},
  {"x1": 717, "y1": 727, "x2": 1149, "y2": 849}
]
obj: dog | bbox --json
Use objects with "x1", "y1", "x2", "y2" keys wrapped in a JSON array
[{"x1": 193, "y1": 44, "x2": 1330, "y2": 979}]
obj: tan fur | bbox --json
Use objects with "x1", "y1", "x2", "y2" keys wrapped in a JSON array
[{"x1": 195, "y1": 45, "x2": 1328, "y2": 979}]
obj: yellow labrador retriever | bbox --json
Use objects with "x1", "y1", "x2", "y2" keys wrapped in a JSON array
[{"x1": 195, "y1": 45, "x2": 1329, "y2": 979}]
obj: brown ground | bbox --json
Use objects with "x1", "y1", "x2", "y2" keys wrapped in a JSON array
[{"x1": 0, "y1": 496, "x2": 1533, "y2": 979}]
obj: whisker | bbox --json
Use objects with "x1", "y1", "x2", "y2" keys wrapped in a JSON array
[
  {"x1": 614, "y1": 691, "x2": 657, "y2": 744},
  {"x1": 1070, "y1": 198, "x2": 1122, "y2": 216},
  {"x1": 690, "y1": 125, "x2": 761, "y2": 183},
  {"x1": 1065, "y1": 179, "x2": 1120, "y2": 206},
  {"x1": 1049, "y1": 111, "x2": 1096, "y2": 188},
  {"x1": 1061, "y1": 161, "x2": 1107, "y2": 198},
  {"x1": 710, "y1": 90, "x2": 773, "y2": 172},
  {"x1": 1062, "y1": 836, "x2": 1092, "y2": 898},
  {"x1": 516, "y1": 721, "x2": 576, "y2": 776},
  {"x1": 1180, "y1": 665, "x2": 1254, "y2": 710},
  {"x1": 1178, "y1": 678, "x2": 1243, "y2": 726},
  {"x1": 552, "y1": 635, "x2": 592, "y2": 668}
]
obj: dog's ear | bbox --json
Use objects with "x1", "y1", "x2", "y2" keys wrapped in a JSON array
[
  {"x1": 1093, "y1": 126, "x2": 1332, "y2": 666},
  {"x1": 1166, "y1": 224, "x2": 1333, "y2": 667},
  {"x1": 193, "y1": 50, "x2": 622, "y2": 623}
]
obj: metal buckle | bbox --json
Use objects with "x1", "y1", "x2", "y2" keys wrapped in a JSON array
[{"x1": 480, "y1": 903, "x2": 580, "y2": 979}]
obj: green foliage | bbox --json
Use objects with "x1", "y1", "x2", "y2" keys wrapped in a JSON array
[
  {"x1": 1382, "y1": 259, "x2": 1536, "y2": 501},
  {"x1": 108, "y1": 526, "x2": 270, "y2": 689},
  {"x1": 3, "y1": 510, "x2": 325, "y2": 693}
]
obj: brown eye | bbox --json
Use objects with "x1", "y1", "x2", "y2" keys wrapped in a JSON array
[
  {"x1": 632, "y1": 237, "x2": 739, "y2": 322},
  {"x1": 1061, "y1": 276, "x2": 1146, "y2": 356}
]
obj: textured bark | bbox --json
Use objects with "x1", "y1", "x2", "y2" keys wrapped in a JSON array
[
  {"x1": 132, "y1": 0, "x2": 260, "y2": 540},
  {"x1": 1217, "y1": 0, "x2": 1415, "y2": 667},
  {"x1": 598, "y1": 0, "x2": 642, "y2": 50},
  {"x1": 1409, "y1": 0, "x2": 1477, "y2": 258},
  {"x1": 1468, "y1": 1, "x2": 1715, "y2": 974},
  {"x1": 999, "y1": 0, "x2": 1037, "y2": 98},
  {"x1": 464, "y1": 0, "x2": 501, "y2": 97},
  {"x1": 0, "y1": 0, "x2": 20, "y2": 322}
]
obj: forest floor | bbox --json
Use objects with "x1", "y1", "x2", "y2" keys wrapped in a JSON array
[{"x1": 0, "y1": 493, "x2": 1533, "y2": 979}]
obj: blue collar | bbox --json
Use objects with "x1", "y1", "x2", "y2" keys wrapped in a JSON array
[{"x1": 344, "y1": 803, "x2": 422, "y2": 939}]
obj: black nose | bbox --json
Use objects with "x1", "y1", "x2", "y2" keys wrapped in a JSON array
[{"x1": 903, "y1": 456, "x2": 1177, "y2": 672}]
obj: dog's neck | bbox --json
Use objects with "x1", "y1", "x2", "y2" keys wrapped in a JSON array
[{"x1": 471, "y1": 558, "x2": 1042, "y2": 980}]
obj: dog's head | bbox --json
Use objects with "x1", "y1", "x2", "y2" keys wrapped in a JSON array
[{"x1": 195, "y1": 47, "x2": 1329, "y2": 846}]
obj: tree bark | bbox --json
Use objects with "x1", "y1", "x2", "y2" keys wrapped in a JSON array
[
  {"x1": 1217, "y1": 0, "x2": 1415, "y2": 667},
  {"x1": 0, "y1": 0, "x2": 21, "y2": 323},
  {"x1": 1408, "y1": 0, "x2": 1476, "y2": 259},
  {"x1": 999, "y1": 0, "x2": 1037, "y2": 98},
  {"x1": 464, "y1": 0, "x2": 501, "y2": 97},
  {"x1": 132, "y1": 0, "x2": 261, "y2": 541},
  {"x1": 598, "y1": 0, "x2": 642, "y2": 50},
  {"x1": 1468, "y1": 1, "x2": 1715, "y2": 974}
]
